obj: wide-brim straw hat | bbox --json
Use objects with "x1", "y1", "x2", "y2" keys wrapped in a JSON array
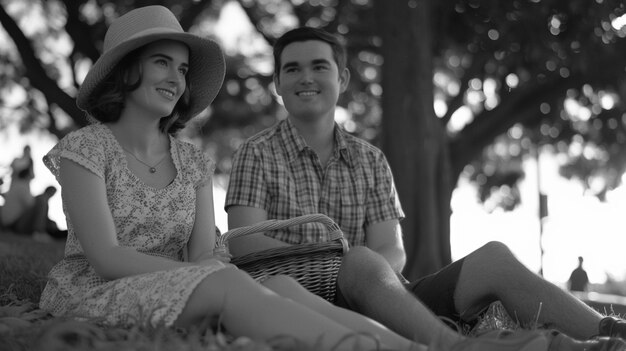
[{"x1": 76, "y1": 5, "x2": 225, "y2": 118}]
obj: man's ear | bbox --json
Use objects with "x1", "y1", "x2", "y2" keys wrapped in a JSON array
[
  {"x1": 339, "y1": 68, "x2": 350, "y2": 93},
  {"x1": 273, "y1": 74, "x2": 282, "y2": 96}
]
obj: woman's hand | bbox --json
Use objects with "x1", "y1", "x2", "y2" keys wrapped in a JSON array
[
  {"x1": 212, "y1": 246, "x2": 232, "y2": 263},
  {"x1": 193, "y1": 246, "x2": 232, "y2": 264}
]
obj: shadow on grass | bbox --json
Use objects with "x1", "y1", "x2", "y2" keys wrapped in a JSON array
[
  {"x1": 0, "y1": 231, "x2": 64, "y2": 303},
  {"x1": 0, "y1": 232, "x2": 314, "y2": 351}
]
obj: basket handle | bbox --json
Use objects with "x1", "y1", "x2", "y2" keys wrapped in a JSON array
[{"x1": 216, "y1": 214, "x2": 343, "y2": 248}]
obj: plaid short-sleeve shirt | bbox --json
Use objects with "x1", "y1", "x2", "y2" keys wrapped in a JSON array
[{"x1": 225, "y1": 118, "x2": 404, "y2": 247}]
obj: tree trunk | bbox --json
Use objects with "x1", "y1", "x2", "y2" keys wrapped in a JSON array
[{"x1": 376, "y1": 0, "x2": 452, "y2": 280}]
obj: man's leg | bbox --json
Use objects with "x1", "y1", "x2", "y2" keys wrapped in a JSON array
[
  {"x1": 337, "y1": 246, "x2": 464, "y2": 348},
  {"x1": 454, "y1": 241, "x2": 603, "y2": 339},
  {"x1": 337, "y1": 246, "x2": 625, "y2": 351}
]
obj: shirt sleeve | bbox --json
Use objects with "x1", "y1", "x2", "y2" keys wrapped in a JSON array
[
  {"x1": 43, "y1": 128, "x2": 106, "y2": 182},
  {"x1": 364, "y1": 151, "x2": 405, "y2": 227},
  {"x1": 224, "y1": 141, "x2": 268, "y2": 211}
]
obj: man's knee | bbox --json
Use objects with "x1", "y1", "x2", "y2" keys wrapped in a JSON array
[
  {"x1": 342, "y1": 246, "x2": 376, "y2": 267},
  {"x1": 341, "y1": 247, "x2": 384, "y2": 275},
  {"x1": 338, "y1": 246, "x2": 397, "y2": 290},
  {"x1": 467, "y1": 241, "x2": 522, "y2": 276},
  {"x1": 476, "y1": 241, "x2": 515, "y2": 262}
]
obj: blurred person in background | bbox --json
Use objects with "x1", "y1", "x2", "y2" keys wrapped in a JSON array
[
  {"x1": 569, "y1": 256, "x2": 590, "y2": 293},
  {"x1": 0, "y1": 155, "x2": 36, "y2": 235},
  {"x1": 10, "y1": 145, "x2": 35, "y2": 180},
  {"x1": 31, "y1": 186, "x2": 67, "y2": 241}
]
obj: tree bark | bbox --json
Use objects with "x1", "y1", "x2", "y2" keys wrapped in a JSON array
[{"x1": 376, "y1": 0, "x2": 452, "y2": 280}]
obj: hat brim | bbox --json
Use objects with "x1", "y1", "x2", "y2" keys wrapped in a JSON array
[{"x1": 77, "y1": 30, "x2": 225, "y2": 118}]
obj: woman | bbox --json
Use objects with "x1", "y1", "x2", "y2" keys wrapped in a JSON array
[{"x1": 39, "y1": 5, "x2": 419, "y2": 350}]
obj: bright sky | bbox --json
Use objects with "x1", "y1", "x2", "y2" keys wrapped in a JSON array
[
  {"x1": 451, "y1": 154, "x2": 626, "y2": 286},
  {"x1": 1, "y1": 2, "x2": 625, "y2": 289}
]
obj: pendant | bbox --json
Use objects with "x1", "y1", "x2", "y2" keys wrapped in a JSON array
[{"x1": 149, "y1": 167, "x2": 157, "y2": 173}]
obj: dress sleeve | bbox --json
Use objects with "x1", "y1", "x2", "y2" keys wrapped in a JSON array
[
  {"x1": 191, "y1": 146, "x2": 215, "y2": 190},
  {"x1": 224, "y1": 141, "x2": 267, "y2": 211},
  {"x1": 365, "y1": 151, "x2": 405, "y2": 226},
  {"x1": 43, "y1": 128, "x2": 107, "y2": 182}
]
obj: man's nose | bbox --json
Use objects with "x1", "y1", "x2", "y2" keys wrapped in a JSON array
[{"x1": 300, "y1": 68, "x2": 314, "y2": 84}]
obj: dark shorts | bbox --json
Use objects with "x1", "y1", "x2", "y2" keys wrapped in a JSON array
[
  {"x1": 403, "y1": 258, "x2": 466, "y2": 325},
  {"x1": 334, "y1": 257, "x2": 466, "y2": 327}
]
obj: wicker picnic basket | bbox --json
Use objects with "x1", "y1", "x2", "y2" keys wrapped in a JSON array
[{"x1": 216, "y1": 214, "x2": 349, "y2": 302}]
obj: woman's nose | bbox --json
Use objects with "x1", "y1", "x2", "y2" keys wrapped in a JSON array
[{"x1": 168, "y1": 67, "x2": 185, "y2": 86}]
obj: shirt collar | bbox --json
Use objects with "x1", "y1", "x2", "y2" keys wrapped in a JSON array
[{"x1": 280, "y1": 118, "x2": 357, "y2": 168}]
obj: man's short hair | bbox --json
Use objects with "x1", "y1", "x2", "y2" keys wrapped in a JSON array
[{"x1": 273, "y1": 27, "x2": 347, "y2": 80}]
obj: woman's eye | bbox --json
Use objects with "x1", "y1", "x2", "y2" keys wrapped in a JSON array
[
  {"x1": 156, "y1": 59, "x2": 167, "y2": 66},
  {"x1": 179, "y1": 67, "x2": 188, "y2": 75}
]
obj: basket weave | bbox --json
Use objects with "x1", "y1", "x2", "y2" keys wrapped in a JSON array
[{"x1": 216, "y1": 214, "x2": 349, "y2": 301}]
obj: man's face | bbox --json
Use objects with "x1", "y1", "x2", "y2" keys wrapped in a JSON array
[{"x1": 274, "y1": 40, "x2": 349, "y2": 122}]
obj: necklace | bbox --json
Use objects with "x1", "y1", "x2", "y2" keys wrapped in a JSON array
[{"x1": 122, "y1": 147, "x2": 168, "y2": 173}]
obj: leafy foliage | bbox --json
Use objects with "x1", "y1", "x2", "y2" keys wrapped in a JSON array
[
  {"x1": 2, "y1": 0, "x2": 625, "y2": 205},
  {"x1": 437, "y1": 0, "x2": 626, "y2": 206}
]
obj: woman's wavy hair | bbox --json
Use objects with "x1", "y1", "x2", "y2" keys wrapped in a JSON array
[{"x1": 84, "y1": 45, "x2": 193, "y2": 135}]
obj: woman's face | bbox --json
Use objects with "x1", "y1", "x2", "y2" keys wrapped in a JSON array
[{"x1": 125, "y1": 39, "x2": 189, "y2": 119}]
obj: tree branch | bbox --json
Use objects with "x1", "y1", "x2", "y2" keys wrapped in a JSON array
[
  {"x1": 63, "y1": 0, "x2": 101, "y2": 62},
  {"x1": 0, "y1": 3, "x2": 85, "y2": 128},
  {"x1": 449, "y1": 75, "x2": 581, "y2": 176},
  {"x1": 178, "y1": 1, "x2": 212, "y2": 31},
  {"x1": 235, "y1": 0, "x2": 278, "y2": 46}
]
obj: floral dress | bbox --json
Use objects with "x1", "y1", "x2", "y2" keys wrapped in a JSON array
[{"x1": 39, "y1": 124, "x2": 228, "y2": 327}]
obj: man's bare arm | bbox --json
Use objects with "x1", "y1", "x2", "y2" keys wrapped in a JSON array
[{"x1": 365, "y1": 219, "x2": 406, "y2": 273}]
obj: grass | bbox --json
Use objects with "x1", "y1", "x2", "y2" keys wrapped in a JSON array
[
  {"x1": 0, "y1": 230, "x2": 536, "y2": 351},
  {"x1": 0, "y1": 233, "x2": 64, "y2": 303},
  {"x1": 0, "y1": 231, "x2": 295, "y2": 350}
]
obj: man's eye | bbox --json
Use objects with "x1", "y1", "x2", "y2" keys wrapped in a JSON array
[{"x1": 156, "y1": 59, "x2": 167, "y2": 66}]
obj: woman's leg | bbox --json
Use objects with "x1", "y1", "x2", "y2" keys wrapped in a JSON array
[
  {"x1": 261, "y1": 275, "x2": 422, "y2": 351},
  {"x1": 176, "y1": 267, "x2": 418, "y2": 350}
]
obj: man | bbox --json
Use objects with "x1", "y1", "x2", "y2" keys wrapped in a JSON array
[
  {"x1": 569, "y1": 256, "x2": 590, "y2": 293},
  {"x1": 225, "y1": 27, "x2": 626, "y2": 350}
]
